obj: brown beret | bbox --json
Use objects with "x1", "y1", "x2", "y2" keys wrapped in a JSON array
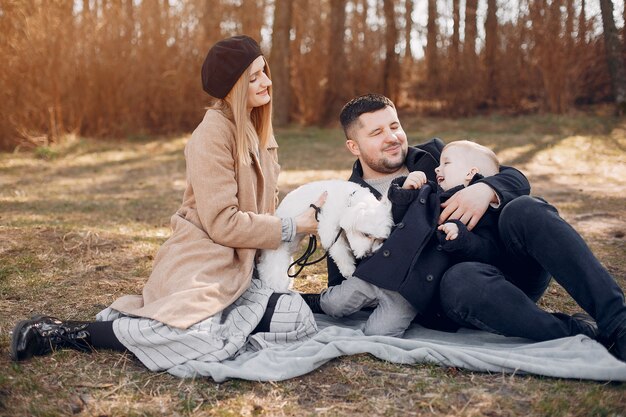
[{"x1": 201, "y1": 35, "x2": 263, "y2": 99}]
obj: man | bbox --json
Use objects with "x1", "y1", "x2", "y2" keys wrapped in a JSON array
[{"x1": 314, "y1": 93, "x2": 626, "y2": 360}]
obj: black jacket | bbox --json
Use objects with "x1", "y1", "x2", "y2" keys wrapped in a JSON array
[
  {"x1": 327, "y1": 138, "x2": 530, "y2": 315},
  {"x1": 391, "y1": 174, "x2": 505, "y2": 268}
]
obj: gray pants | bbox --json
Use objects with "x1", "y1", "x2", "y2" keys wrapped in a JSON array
[{"x1": 320, "y1": 276, "x2": 417, "y2": 337}]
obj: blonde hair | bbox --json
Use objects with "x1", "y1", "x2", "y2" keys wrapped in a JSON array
[
  {"x1": 213, "y1": 57, "x2": 273, "y2": 166},
  {"x1": 443, "y1": 140, "x2": 500, "y2": 176}
]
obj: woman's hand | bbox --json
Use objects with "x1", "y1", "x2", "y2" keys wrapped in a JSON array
[
  {"x1": 295, "y1": 192, "x2": 327, "y2": 235},
  {"x1": 439, "y1": 183, "x2": 496, "y2": 231}
]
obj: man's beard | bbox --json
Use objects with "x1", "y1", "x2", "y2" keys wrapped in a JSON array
[{"x1": 361, "y1": 146, "x2": 407, "y2": 174}]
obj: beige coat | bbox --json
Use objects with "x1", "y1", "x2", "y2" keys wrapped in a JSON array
[{"x1": 109, "y1": 109, "x2": 282, "y2": 329}]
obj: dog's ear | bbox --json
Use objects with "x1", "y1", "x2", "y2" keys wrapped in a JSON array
[{"x1": 339, "y1": 202, "x2": 367, "y2": 232}]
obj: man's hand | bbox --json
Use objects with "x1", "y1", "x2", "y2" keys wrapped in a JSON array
[
  {"x1": 402, "y1": 171, "x2": 427, "y2": 189},
  {"x1": 439, "y1": 183, "x2": 496, "y2": 231},
  {"x1": 438, "y1": 222, "x2": 459, "y2": 240}
]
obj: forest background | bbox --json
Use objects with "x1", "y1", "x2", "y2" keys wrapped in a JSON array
[
  {"x1": 2, "y1": 1, "x2": 626, "y2": 414},
  {"x1": 3, "y1": 0, "x2": 626, "y2": 150}
]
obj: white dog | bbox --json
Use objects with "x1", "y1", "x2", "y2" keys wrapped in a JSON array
[{"x1": 257, "y1": 180, "x2": 394, "y2": 292}]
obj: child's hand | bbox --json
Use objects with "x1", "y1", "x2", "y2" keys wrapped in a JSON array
[
  {"x1": 402, "y1": 171, "x2": 427, "y2": 189},
  {"x1": 438, "y1": 222, "x2": 459, "y2": 240}
]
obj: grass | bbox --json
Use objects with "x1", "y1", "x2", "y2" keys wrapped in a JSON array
[{"x1": 0, "y1": 113, "x2": 625, "y2": 416}]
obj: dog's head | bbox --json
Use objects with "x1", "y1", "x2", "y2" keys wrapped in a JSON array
[{"x1": 339, "y1": 197, "x2": 393, "y2": 259}]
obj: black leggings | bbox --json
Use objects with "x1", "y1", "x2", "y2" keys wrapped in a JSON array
[
  {"x1": 85, "y1": 321, "x2": 127, "y2": 352},
  {"x1": 88, "y1": 293, "x2": 285, "y2": 351}
]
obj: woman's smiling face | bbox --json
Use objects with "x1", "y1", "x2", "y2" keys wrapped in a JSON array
[{"x1": 246, "y1": 56, "x2": 272, "y2": 111}]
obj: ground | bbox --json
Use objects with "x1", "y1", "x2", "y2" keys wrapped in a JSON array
[{"x1": 0, "y1": 112, "x2": 625, "y2": 416}]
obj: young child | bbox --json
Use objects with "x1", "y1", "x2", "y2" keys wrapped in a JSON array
[
  {"x1": 403, "y1": 140, "x2": 502, "y2": 265},
  {"x1": 312, "y1": 140, "x2": 503, "y2": 337}
]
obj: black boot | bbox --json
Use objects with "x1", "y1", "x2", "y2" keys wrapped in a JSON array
[
  {"x1": 10, "y1": 315, "x2": 93, "y2": 361},
  {"x1": 572, "y1": 312, "x2": 599, "y2": 339},
  {"x1": 300, "y1": 293, "x2": 324, "y2": 314},
  {"x1": 607, "y1": 325, "x2": 626, "y2": 362}
]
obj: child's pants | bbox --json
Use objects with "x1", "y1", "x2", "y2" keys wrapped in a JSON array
[{"x1": 320, "y1": 276, "x2": 417, "y2": 337}]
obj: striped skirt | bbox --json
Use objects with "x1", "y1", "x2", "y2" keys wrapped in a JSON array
[{"x1": 96, "y1": 278, "x2": 318, "y2": 372}]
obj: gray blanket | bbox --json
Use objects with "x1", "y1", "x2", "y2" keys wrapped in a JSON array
[{"x1": 167, "y1": 312, "x2": 626, "y2": 382}]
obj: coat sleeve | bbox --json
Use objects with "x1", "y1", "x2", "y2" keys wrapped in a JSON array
[
  {"x1": 478, "y1": 165, "x2": 531, "y2": 207},
  {"x1": 184, "y1": 122, "x2": 282, "y2": 249},
  {"x1": 267, "y1": 135, "x2": 281, "y2": 208},
  {"x1": 437, "y1": 219, "x2": 503, "y2": 265},
  {"x1": 387, "y1": 178, "x2": 438, "y2": 223}
]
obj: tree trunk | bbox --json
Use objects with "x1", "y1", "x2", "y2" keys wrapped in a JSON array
[
  {"x1": 82, "y1": 0, "x2": 91, "y2": 18},
  {"x1": 599, "y1": 0, "x2": 626, "y2": 114},
  {"x1": 353, "y1": 0, "x2": 372, "y2": 95},
  {"x1": 484, "y1": 0, "x2": 498, "y2": 105},
  {"x1": 241, "y1": 0, "x2": 263, "y2": 42},
  {"x1": 460, "y1": 0, "x2": 478, "y2": 112},
  {"x1": 565, "y1": 0, "x2": 574, "y2": 50},
  {"x1": 124, "y1": 0, "x2": 134, "y2": 42},
  {"x1": 426, "y1": 0, "x2": 438, "y2": 90},
  {"x1": 270, "y1": 0, "x2": 293, "y2": 126},
  {"x1": 464, "y1": 0, "x2": 477, "y2": 60},
  {"x1": 322, "y1": 0, "x2": 347, "y2": 124},
  {"x1": 202, "y1": 0, "x2": 222, "y2": 47},
  {"x1": 383, "y1": 0, "x2": 400, "y2": 102},
  {"x1": 404, "y1": 0, "x2": 414, "y2": 63},
  {"x1": 564, "y1": 0, "x2": 576, "y2": 110},
  {"x1": 623, "y1": 0, "x2": 626, "y2": 59},
  {"x1": 578, "y1": 0, "x2": 587, "y2": 46},
  {"x1": 451, "y1": 0, "x2": 460, "y2": 62}
]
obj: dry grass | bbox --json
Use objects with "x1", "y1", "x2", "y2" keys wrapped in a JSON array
[{"x1": 1, "y1": 114, "x2": 625, "y2": 416}]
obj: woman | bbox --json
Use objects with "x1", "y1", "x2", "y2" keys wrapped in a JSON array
[{"x1": 11, "y1": 35, "x2": 323, "y2": 371}]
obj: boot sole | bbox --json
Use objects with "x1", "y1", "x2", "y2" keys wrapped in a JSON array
[
  {"x1": 10, "y1": 319, "x2": 34, "y2": 361},
  {"x1": 10, "y1": 315, "x2": 46, "y2": 361}
]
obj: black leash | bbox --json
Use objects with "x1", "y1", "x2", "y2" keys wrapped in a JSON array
[{"x1": 287, "y1": 229, "x2": 342, "y2": 278}]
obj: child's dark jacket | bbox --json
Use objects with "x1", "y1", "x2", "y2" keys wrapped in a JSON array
[{"x1": 352, "y1": 175, "x2": 504, "y2": 313}]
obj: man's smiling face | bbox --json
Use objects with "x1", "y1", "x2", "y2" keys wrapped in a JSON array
[{"x1": 345, "y1": 106, "x2": 408, "y2": 180}]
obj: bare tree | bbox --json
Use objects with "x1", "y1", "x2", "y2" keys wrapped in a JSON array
[
  {"x1": 383, "y1": 0, "x2": 400, "y2": 102},
  {"x1": 484, "y1": 0, "x2": 498, "y2": 105},
  {"x1": 322, "y1": 0, "x2": 347, "y2": 123},
  {"x1": 426, "y1": 0, "x2": 438, "y2": 89},
  {"x1": 270, "y1": 0, "x2": 293, "y2": 126},
  {"x1": 623, "y1": 0, "x2": 626, "y2": 56},
  {"x1": 5, "y1": 0, "x2": 626, "y2": 149},
  {"x1": 458, "y1": 0, "x2": 479, "y2": 112},
  {"x1": 599, "y1": 0, "x2": 626, "y2": 114},
  {"x1": 529, "y1": 0, "x2": 569, "y2": 112},
  {"x1": 350, "y1": 0, "x2": 380, "y2": 95},
  {"x1": 404, "y1": 0, "x2": 414, "y2": 63},
  {"x1": 566, "y1": 0, "x2": 574, "y2": 50},
  {"x1": 443, "y1": 0, "x2": 462, "y2": 110},
  {"x1": 451, "y1": 0, "x2": 460, "y2": 62},
  {"x1": 464, "y1": 0, "x2": 477, "y2": 61},
  {"x1": 201, "y1": 0, "x2": 222, "y2": 46},
  {"x1": 578, "y1": 0, "x2": 587, "y2": 46},
  {"x1": 241, "y1": 0, "x2": 264, "y2": 42}
]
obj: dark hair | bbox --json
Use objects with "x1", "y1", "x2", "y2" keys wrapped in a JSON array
[{"x1": 339, "y1": 94, "x2": 395, "y2": 139}]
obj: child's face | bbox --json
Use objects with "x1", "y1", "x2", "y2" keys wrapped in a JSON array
[{"x1": 435, "y1": 147, "x2": 476, "y2": 190}]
